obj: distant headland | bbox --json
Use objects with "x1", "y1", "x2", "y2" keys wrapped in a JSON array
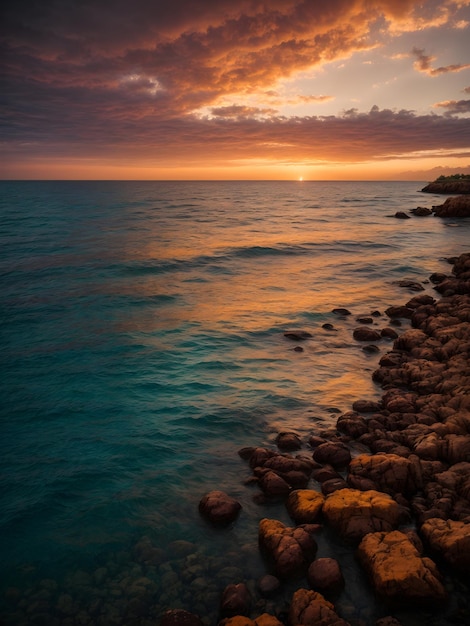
[{"x1": 421, "y1": 173, "x2": 470, "y2": 194}]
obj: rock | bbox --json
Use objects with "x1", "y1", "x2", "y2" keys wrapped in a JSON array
[
  {"x1": 433, "y1": 195, "x2": 470, "y2": 217},
  {"x1": 352, "y1": 400, "x2": 382, "y2": 413},
  {"x1": 286, "y1": 490, "x2": 325, "y2": 523},
  {"x1": 357, "y1": 530, "x2": 447, "y2": 605},
  {"x1": 259, "y1": 470, "x2": 292, "y2": 497},
  {"x1": 375, "y1": 618, "x2": 403, "y2": 626},
  {"x1": 284, "y1": 330, "x2": 313, "y2": 340},
  {"x1": 248, "y1": 447, "x2": 277, "y2": 469},
  {"x1": 356, "y1": 316, "x2": 373, "y2": 324},
  {"x1": 322, "y1": 323, "x2": 337, "y2": 331},
  {"x1": 410, "y1": 207, "x2": 432, "y2": 216},
  {"x1": 336, "y1": 412, "x2": 368, "y2": 438},
  {"x1": 348, "y1": 453, "x2": 417, "y2": 495},
  {"x1": 220, "y1": 583, "x2": 251, "y2": 618},
  {"x1": 199, "y1": 491, "x2": 241, "y2": 526},
  {"x1": 312, "y1": 442, "x2": 351, "y2": 468},
  {"x1": 420, "y1": 518, "x2": 470, "y2": 571},
  {"x1": 393, "y1": 212, "x2": 411, "y2": 219},
  {"x1": 288, "y1": 588, "x2": 350, "y2": 625},
  {"x1": 353, "y1": 327, "x2": 382, "y2": 341},
  {"x1": 220, "y1": 615, "x2": 284, "y2": 626},
  {"x1": 385, "y1": 305, "x2": 413, "y2": 319},
  {"x1": 322, "y1": 488, "x2": 403, "y2": 543},
  {"x1": 332, "y1": 308, "x2": 352, "y2": 315},
  {"x1": 321, "y1": 478, "x2": 349, "y2": 495},
  {"x1": 421, "y1": 180, "x2": 470, "y2": 194},
  {"x1": 275, "y1": 431, "x2": 302, "y2": 451},
  {"x1": 258, "y1": 518, "x2": 318, "y2": 578},
  {"x1": 307, "y1": 558, "x2": 344, "y2": 594},
  {"x1": 394, "y1": 279, "x2": 425, "y2": 292},
  {"x1": 160, "y1": 609, "x2": 204, "y2": 626},
  {"x1": 257, "y1": 574, "x2": 281, "y2": 597}
]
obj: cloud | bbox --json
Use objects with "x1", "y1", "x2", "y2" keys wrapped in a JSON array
[
  {"x1": 412, "y1": 46, "x2": 470, "y2": 76},
  {"x1": 434, "y1": 99, "x2": 470, "y2": 114},
  {"x1": 1, "y1": 0, "x2": 470, "y2": 174}
]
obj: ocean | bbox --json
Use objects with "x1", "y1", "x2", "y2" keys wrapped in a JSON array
[{"x1": 1, "y1": 180, "x2": 469, "y2": 625}]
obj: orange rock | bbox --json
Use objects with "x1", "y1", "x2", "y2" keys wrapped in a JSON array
[
  {"x1": 322, "y1": 488, "x2": 403, "y2": 543},
  {"x1": 348, "y1": 453, "x2": 417, "y2": 495},
  {"x1": 258, "y1": 519, "x2": 317, "y2": 578},
  {"x1": 288, "y1": 588, "x2": 350, "y2": 625},
  {"x1": 357, "y1": 530, "x2": 447, "y2": 604},
  {"x1": 286, "y1": 489, "x2": 325, "y2": 523},
  {"x1": 219, "y1": 615, "x2": 284, "y2": 626},
  {"x1": 421, "y1": 517, "x2": 470, "y2": 571}
]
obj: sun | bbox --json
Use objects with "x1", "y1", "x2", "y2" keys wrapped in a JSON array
[{"x1": 298, "y1": 176, "x2": 303, "y2": 181}]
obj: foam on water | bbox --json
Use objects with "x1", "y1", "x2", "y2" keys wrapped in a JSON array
[{"x1": 1, "y1": 181, "x2": 469, "y2": 624}]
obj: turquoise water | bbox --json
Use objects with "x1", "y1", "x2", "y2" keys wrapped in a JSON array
[{"x1": 1, "y1": 181, "x2": 469, "y2": 625}]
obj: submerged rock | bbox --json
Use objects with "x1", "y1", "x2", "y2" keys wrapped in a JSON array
[
  {"x1": 357, "y1": 530, "x2": 447, "y2": 605},
  {"x1": 160, "y1": 609, "x2": 204, "y2": 626}
]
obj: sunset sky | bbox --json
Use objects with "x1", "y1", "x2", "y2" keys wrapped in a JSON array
[{"x1": 1, "y1": 0, "x2": 470, "y2": 180}]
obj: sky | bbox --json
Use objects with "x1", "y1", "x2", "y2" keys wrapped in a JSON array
[{"x1": 1, "y1": 0, "x2": 470, "y2": 180}]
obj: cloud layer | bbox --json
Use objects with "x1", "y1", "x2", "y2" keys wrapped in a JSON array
[{"x1": 1, "y1": 0, "x2": 470, "y2": 175}]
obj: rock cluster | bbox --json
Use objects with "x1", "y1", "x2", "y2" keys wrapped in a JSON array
[
  {"x1": 186, "y1": 252, "x2": 470, "y2": 626},
  {"x1": 421, "y1": 180, "x2": 470, "y2": 194}
]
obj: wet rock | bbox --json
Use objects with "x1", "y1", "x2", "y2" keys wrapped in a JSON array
[
  {"x1": 393, "y1": 212, "x2": 410, "y2": 219},
  {"x1": 220, "y1": 583, "x2": 251, "y2": 618},
  {"x1": 352, "y1": 400, "x2": 382, "y2": 413},
  {"x1": 411, "y1": 206, "x2": 432, "y2": 216},
  {"x1": 332, "y1": 308, "x2": 352, "y2": 315},
  {"x1": 322, "y1": 488, "x2": 403, "y2": 543},
  {"x1": 420, "y1": 518, "x2": 470, "y2": 571},
  {"x1": 259, "y1": 470, "x2": 292, "y2": 497},
  {"x1": 199, "y1": 491, "x2": 242, "y2": 526},
  {"x1": 336, "y1": 412, "x2": 369, "y2": 438},
  {"x1": 284, "y1": 330, "x2": 313, "y2": 340},
  {"x1": 363, "y1": 344, "x2": 380, "y2": 354},
  {"x1": 357, "y1": 316, "x2": 373, "y2": 324},
  {"x1": 433, "y1": 195, "x2": 470, "y2": 217},
  {"x1": 357, "y1": 530, "x2": 447, "y2": 605},
  {"x1": 248, "y1": 447, "x2": 277, "y2": 469},
  {"x1": 385, "y1": 305, "x2": 413, "y2": 319},
  {"x1": 286, "y1": 489, "x2": 325, "y2": 523},
  {"x1": 288, "y1": 588, "x2": 350, "y2": 625},
  {"x1": 258, "y1": 518, "x2": 318, "y2": 578},
  {"x1": 394, "y1": 279, "x2": 425, "y2": 292},
  {"x1": 353, "y1": 327, "x2": 381, "y2": 341},
  {"x1": 322, "y1": 323, "x2": 337, "y2": 331},
  {"x1": 257, "y1": 574, "x2": 281, "y2": 598},
  {"x1": 307, "y1": 558, "x2": 344, "y2": 594},
  {"x1": 375, "y1": 618, "x2": 403, "y2": 626},
  {"x1": 275, "y1": 431, "x2": 302, "y2": 451},
  {"x1": 160, "y1": 609, "x2": 204, "y2": 625},
  {"x1": 321, "y1": 477, "x2": 349, "y2": 495},
  {"x1": 312, "y1": 442, "x2": 351, "y2": 468}
]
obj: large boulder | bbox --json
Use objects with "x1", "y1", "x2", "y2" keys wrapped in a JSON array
[
  {"x1": 348, "y1": 453, "x2": 418, "y2": 495},
  {"x1": 288, "y1": 588, "x2": 350, "y2": 625},
  {"x1": 286, "y1": 489, "x2": 325, "y2": 524},
  {"x1": 420, "y1": 518, "x2": 470, "y2": 571},
  {"x1": 258, "y1": 518, "x2": 318, "y2": 578},
  {"x1": 322, "y1": 488, "x2": 403, "y2": 543},
  {"x1": 198, "y1": 491, "x2": 241, "y2": 526},
  {"x1": 312, "y1": 442, "x2": 351, "y2": 468},
  {"x1": 357, "y1": 530, "x2": 447, "y2": 605},
  {"x1": 433, "y1": 195, "x2": 470, "y2": 217}
]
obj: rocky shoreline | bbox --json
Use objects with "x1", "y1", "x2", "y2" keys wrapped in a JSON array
[{"x1": 189, "y1": 252, "x2": 470, "y2": 626}]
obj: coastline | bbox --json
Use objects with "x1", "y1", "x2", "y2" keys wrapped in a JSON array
[{"x1": 195, "y1": 252, "x2": 470, "y2": 626}]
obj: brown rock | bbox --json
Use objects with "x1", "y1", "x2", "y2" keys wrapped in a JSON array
[
  {"x1": 199, "y1": 491, "x2": 241, "y2": 526},
  {"x1": 307, "y1": 558, "x2": 344, "y2": 594},
  {"x1": 288, "y1": 588, "x2": 350, "y2": 625},
  {"x1": 275, "y1": 431, "x2": 302, "y2": 451},
  {"x1": 348, "y1": 453, "x2": 417, "y2": 495},
  {"x1": 258, "y1": 518, "x2": 318, "y2": 578},
  {"x1": 312, "y1": 442, "x2": 351, "y2": 468},
  {"x1": 353, "y1": 327, "x2": 382, "y2": 341},
  {"x1": 219, "y1": 615, "x2": 284, "y2": 626},
  {"x1": 257, "y1": 574, "x2": 281, "y2": 597},
  {"x1": 433, "y1": 195, "x2": 470, "y2": 217},
  {"x1": 284, "y1": 330, "x2": 313, "y2": 340},
  {"x1": 259, "y1": 470, "x2": 291, "y2": 497},
  {"x1": 322, "y1": 488, "x2": 403, "y2": 543},
  {"x1": 352, "y1": 399, "x2": 382, "y2": 413},
  {"x1": 220, "y1": 583, "x2": 251, "y2": 618},
  {"x1": 286, "y1": 489, "x2": 325, "y2": 523},
  {"x1": 357, "y1": 530, "x2": 447, "y2": 605},
  {"x1": 420, "y1": 518, "x2": 470, "y2": 571}
]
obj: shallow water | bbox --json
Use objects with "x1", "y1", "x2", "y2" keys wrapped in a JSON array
[{"x1": 1, "y1": 181, "x2": 469, "y2": 624}]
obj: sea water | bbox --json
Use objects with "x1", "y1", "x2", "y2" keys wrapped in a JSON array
[{"x1": 1, "y1": 181, "x2": 469, "y2": 625}]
